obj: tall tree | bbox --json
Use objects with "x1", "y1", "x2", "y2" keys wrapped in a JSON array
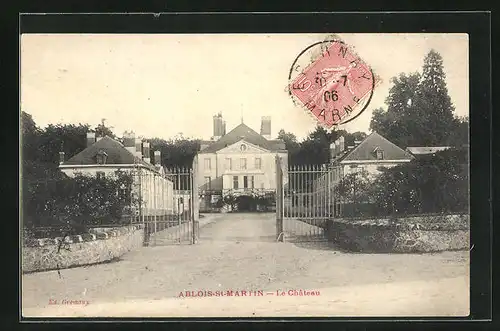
[
  {"x1": 415, "y1": 49, "x2": 456, "y2": 145},
  {"x1": 370, "y1": 50, "x2": 461, "y2": 148},
  {"x1": 370, "y1": 73, "x2": 421, "y2": 148}
]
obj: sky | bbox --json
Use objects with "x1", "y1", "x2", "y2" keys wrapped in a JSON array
[{"x1": 20, "y1": 33, "x2": 469, "y2": 141}]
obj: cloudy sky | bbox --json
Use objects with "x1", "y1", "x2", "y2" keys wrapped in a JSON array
[{"x1": 20, "y1": 33, "x2": 468, "y2": 141}]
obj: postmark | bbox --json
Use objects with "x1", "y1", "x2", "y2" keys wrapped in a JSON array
[{"x1": 287, "y1": 38, "x2": 379, "y2": 128}]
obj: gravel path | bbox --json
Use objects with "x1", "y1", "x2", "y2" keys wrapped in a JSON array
[{"x1": 22, "y1": 213, "x2": 469, "y2": 317}]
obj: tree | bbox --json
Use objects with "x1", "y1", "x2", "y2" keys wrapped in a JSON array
[
  {"x1": 37, "y1": 123, "x2": 90, "y2": 166},
  {"x1": 21, "y1": 111, "x2": 41, "y2": 164},
  {"x1": 280, "y1": 126, "x2": 368, "y2": 166},
  {"x1": 370, "y1": 50, "x2": 464, "y2": 148},
  {"x1": 371, "y1": 147, "x2": 469, "y2": 215},
  {"x1": 94, "y1": 118, "x2": 116, "y2": 139},
  {"x1": 415, "y1": 49, "x2": 457, "y2": 145},
  {"x1": 277, "y1": 129, "x2": 299, "y2": 150},
  {"x1": 370, "y1": 73, "x2": 422, "y2": 148},
  {"x1": 447, "y1": 116, "x2": 469, "y2": 147},
  {"x1": 149, "y1": 137, "x2": 201, "y2": 168},
  {"x1": 337, "y1": 169, "x2": 373, "y2": 204}
]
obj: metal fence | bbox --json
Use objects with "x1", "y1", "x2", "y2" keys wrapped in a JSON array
[
  {"x1": 141, "y1": 166, "x2": 198, "y2": 246},
  {"x1": 279, "y1": 163, "x2": 338, "y2": 241}
]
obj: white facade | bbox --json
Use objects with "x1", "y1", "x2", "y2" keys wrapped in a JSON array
[{"x1": 197, "y1": 139, "x2": 288, "y2": 195}]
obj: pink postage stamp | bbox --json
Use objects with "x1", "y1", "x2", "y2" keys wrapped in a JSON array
[{"x1": 288, "y1": 39, "x2": 377, "y2": 128}]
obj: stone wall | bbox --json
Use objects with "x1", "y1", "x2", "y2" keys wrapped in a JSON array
[
  {"x1": 22, "y1": 225, "x2": 144, "y2": 273},
  {"x1": 325, "y1": 214, "x2": 469, "y2": 253}
]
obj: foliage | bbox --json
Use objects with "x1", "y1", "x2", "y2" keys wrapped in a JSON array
[
  {"x1": 37, "y1": 123, "x2": 90, "y2": 165},
  {"x1": 369, "y1": 147, "x2": 469, "y2": 215},
  {"x1": 95, "y1": 119, "x2": 116, "y2": 139},
  {"x1": 221, "y1": 191, "x2": 275, "y2": 212},
  {"x1": 20, "y1": 111, "x2": 117, "y2": 168},
  {"x1": 336, "y1": 169, "x2": 373, "y2": 203},
  {"x1": 278, "y1": 126, "x2": 368, "y2": 166},
  {"x1": 223, "y1": 194, "x2": 237, "y2": 211},
  {"x1": 23, "y1": 170, "x2": 139, "y2": 232},
  {"x1": 369, "y1": 50, "x2": 467, "y2": 148},
  {"x1": 149, "y1": 137, "x2": 201, "y2": 168}
]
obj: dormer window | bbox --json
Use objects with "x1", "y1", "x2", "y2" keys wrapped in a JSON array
[
  {"x1": 373, "y1": 147, "x2": 384, "y2": 160},
  {"x1": 376, "y1": 149, "x2": 384, "y2": 160},
  {"x1": 96, "y1": 149, "x2": 108, "y2": 165}
]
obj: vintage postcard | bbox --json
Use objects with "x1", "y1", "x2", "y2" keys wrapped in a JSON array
[{"x1": 20, "y1": 32, "x2": 470, "y2": 318}]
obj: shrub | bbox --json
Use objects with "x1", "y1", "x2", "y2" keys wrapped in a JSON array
[{"x1": 22, "y1": 170, "x2": 139, "y2": 234}]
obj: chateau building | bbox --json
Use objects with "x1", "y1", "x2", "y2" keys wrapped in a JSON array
[
  {"x1": 196, "y1": 114, "x2": 288, "y2": 210},
  {"x1": 311, "y1": 131, "x2": 415, "y2": 213},
  {"x1": 58, "y1": 131, "x2": 175, "y2": 218}
]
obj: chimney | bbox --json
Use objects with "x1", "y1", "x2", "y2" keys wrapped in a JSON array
[
  {"x1": 154, "y1": 150, "x2": 161, "y2": 165},
  {"x1": 334, "y1": 139, "x2": 340, "y2": 155},
  {"x1": 329, "y1": 142, "x2": 336, "y2": 161},
  {"x1": 260, "y1": 116, "x2": 271, "y2": 140},
  {"x1": 122, "y1": 131, "x2": 136, "y2": 155},
  {"x1": 86, "y1": 132, "x2": 96, "y2": 147},
  {"x1": 339, "y1": 136, "x2": 345, "y2": 152},
  {"x1": 135, "y1": 137, "x2": 142, "y2": 158},
  {"x1": 222, "y1": 120, "x2": 226, "y2": 136},
  {"x1": 212, "y1": 113, "x2": 223, "y2": 140},
  {"x1": 59, "y1": 151, "x2": 65, "y2": 165},
  {"x1": 142, "y1": 141, "x2": 150, "y2": 163}
]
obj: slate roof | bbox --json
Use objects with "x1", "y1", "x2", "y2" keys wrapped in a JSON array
[
  {"x1": 334, "y1": 131, "x2": 414, "y2": 162},
  {"x1": 406, "y1": 146, "x2": 451, "y2": 155},
  {"x1": 61, "y1": 136, "x2": 156, "y2": 171},
  {"x1": 199, "y1": 123, "x2": 286, "y2": 153}
]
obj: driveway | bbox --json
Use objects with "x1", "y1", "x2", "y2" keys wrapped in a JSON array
[{"x1": 22, "y1": 213, "x2": 469, "y2": 317}]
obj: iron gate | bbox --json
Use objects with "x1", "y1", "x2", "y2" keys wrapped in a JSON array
[
  {"x1": 276, "y1": 155, "x2": 339, "y2": 242},
  {"x1": 142, "y1": 157, "x2": 199, "y2": 246}
]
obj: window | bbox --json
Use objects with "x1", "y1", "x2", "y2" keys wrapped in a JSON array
[
  {"x1": 96, "y1": 171, "x2": 105, "y2": 179},
  {"x1": 255, "y1": 157, "x2": 262, "y2": 169},
  {"x1": 243, "y1": 176, "x2": 248, "y2": 188},
  {"x1": 233, "y1": 176, "x2": 239, "y2": 189},
  {"x1": 225, "y1": 158, "x2": 232, "y2": 170},
  {"x1": 240, "y1": 158, "x2": 247, "y2": 170},
  {"x1": 96, "y1": 150, "x2": 108, "y2": 165},
  {"x1": 376, "y1": 150, "x2": 384, "y2": 160},
  {"x1": 250, "y1": 175, "x2": 255, "y2": 189},
  {"x1": 204, "y1": 176, "x2": 211, "y2": 190},
  {"x1": 240, "y1": 144, "x2": 247, "y2": 151},
  {"x1": 204, "y1": 158, "x2": 211, "y2": 170}
]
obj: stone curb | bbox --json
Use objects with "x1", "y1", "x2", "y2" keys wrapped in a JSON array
[{"x1": 24, "y1": 226, "x2": 145, "y2": 247}]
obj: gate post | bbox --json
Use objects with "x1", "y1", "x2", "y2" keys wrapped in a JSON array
[
  {"x1": 191, "y1": 156, "x2": 200, "y2": 244},
  {"x1": 275, "y1": 155, "x2": 284, "y2": 242}
]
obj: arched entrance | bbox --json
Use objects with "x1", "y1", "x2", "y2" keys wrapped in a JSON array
[{"x1": 236, "y1": 195, "x2": 257, "y2": 212}]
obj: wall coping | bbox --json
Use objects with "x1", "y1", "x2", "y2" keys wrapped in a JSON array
[
  {"x1": 23, "y1": 224, "x2": 144, "y2": 248},
  {"x1": 330, "y1": 214, "x2": 470, "y2": 231}
]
